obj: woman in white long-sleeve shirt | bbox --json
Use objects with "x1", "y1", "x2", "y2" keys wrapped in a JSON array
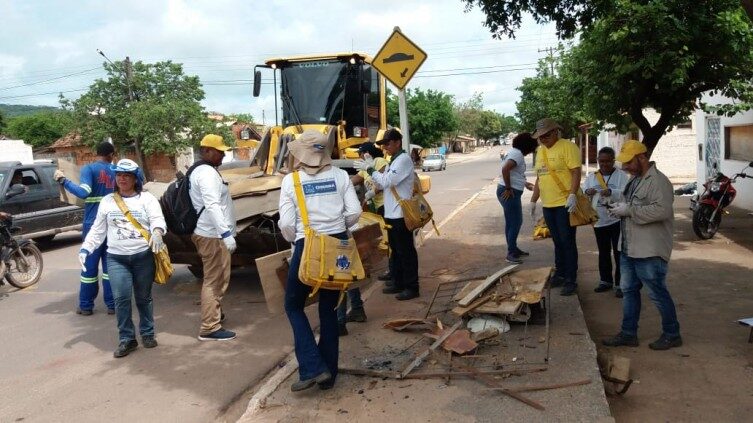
[
  {"x1": 278, "y1": 130, "x2": 360, "y2": 392},
  {"x1": 80, "y1": 159, "x2": 167, "y2": 358}
]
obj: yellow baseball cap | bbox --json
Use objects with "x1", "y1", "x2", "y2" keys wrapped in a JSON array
[
  {"x1": 616, "y1": 140, "x2": 647, "y2": 163},
  {"x1": 200, "y1": 134, "x2": 231, "y2": 151}
]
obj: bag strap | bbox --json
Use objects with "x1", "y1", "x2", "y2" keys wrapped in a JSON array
[
  {"x1": 113, "y1": 193, "x2": 151, "y2": 242},
  {"x1": 539, "y1": 146, "x2": 569, "y2": 194},
  {"x1": 595, "y1": 171, "x2": 609, "y2": 190},
  {"x1": 291, "y1": 171, "x2": 310, "y2": 229}
]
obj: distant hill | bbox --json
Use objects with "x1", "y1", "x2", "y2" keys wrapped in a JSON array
[{"x1": 0, "y1": 104, "x2": 60, "y2": 118}]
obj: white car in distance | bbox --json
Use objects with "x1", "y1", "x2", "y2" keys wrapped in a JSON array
[{"x1": 422, "y1": 154, "x2": 446, "y2": 172}]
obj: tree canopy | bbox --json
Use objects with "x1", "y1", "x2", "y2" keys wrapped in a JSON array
[
  {"x1": 4, "y1": 111, "x2": 73, "y2": 148},
  {"x1": 386, "y1": 88, "x2": 459, "y2": 147}
]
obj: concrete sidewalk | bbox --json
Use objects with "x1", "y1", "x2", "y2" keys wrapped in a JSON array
[{"x1": 239, "y1": 181, "x2": 612, "y2": 422}]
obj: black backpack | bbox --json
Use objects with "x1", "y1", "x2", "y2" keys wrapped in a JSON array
[{"x1": 160, "y1": 160, "x2": 210, "y2": 235}]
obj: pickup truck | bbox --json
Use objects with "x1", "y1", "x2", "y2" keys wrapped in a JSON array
[{"x1": 0, "y1": 161, "x2": 83, "y2": 242}]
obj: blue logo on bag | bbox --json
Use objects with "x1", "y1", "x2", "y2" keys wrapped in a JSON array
[{"x1": 336, "y1": 254, "x2": 351, "y2": 270}]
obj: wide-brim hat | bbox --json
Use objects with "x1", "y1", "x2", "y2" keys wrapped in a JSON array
[
  {"x1": 532, "y1": 118, "x2": 563, "y2": 139},
  {"x1": 288, "y1": 130, "x2": 332, "y2": 168}
]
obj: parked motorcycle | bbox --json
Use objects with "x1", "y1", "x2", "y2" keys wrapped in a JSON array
[
  {"x1": 0, "y1": 212, "x2": 44, "y2": 288},
  {"x1": 690, "y1": 162, "x2": 753, "y2": 239}
]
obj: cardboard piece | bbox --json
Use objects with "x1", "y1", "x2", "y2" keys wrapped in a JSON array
[
  {"x1": 57, "y1": 159, "x2": 84, "y2": 207},
  {"x1": 255, "y1": 249, "x2": 291, "y2": 314}
]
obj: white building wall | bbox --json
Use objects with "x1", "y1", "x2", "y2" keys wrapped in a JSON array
[
  {"x1": 2, "y1": 140, "x2": 34, "y2": 164},
  {"x1": 696, "y1": 94, "x2": 753, "y2": 212}
]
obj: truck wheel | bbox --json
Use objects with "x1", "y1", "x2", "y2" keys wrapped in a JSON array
[{"x1": 188, "y1": 265, "x2": 204, "y2": 279}]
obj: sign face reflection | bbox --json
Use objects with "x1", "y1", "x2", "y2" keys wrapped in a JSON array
[{"x1": 372, "y1": 29, "x2": 427, "y2": 90}]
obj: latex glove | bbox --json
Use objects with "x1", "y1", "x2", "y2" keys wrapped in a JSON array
[
  {"x1": 566, "y1": 193, "x2": 577, "y2": 213},
  {"x1": 149, "y1": 229, "x2": 165, "y2": 253},
  {"x1": 584, "y1": 188, "x2": 597, "y2": 196},
  {"x1": 528, "y1": 201, "x2": 538, "y2": 221},
  {"x1": 353, "y1": 157, "x2": 375, "y2": 172},
  {"x1": 78, "y1": 249, "x2": 89, "y2": 272},
  {"x1": 223, "y1": 236, "x2": 237, "y2": 254},
  {"x1": 54, "y1": 169, "x2": 66, "y2": 182},
  {"x1": 364, "y1": 189, "x2": 376, "y2": 201},
  {"x1": 609, "y1": 202, "x2": 630, "y2": 217}
]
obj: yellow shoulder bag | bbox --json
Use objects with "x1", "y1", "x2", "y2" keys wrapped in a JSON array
[
  {"x1": 112, "y1": 193, "x2": 174, "y2": 284},
  {"x1": 539, "y1": 148, "x2": 598, "y2": 227},
  {"x1": 292, "y1": 171, "x2": 365, "y2": 302},
  {"x1": 390, "y1": 173, "x2": 439, "y2": 234}
]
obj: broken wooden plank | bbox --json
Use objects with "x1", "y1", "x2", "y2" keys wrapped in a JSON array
[
  {"x1": 451, "y1": 295, "x2": 492, "y2": 317},
  {"x1": 339, "y1": 367, "x2": 401, "y2": 379},
  {"x1": 383, "y1": 318, "x2": 431, "y2": 331},
  {"x1": 400, "y1": 320, "x2": 462, "y2": 379},
  {"x1": 483, "y1": 378, "x2": 592, "y2": 393},
  {"x1": 458, "y1": 264, "x2": 519, "y2": 307},
  {"x1": 403, "y1": 367, "x2": 547, "y2": 380}
]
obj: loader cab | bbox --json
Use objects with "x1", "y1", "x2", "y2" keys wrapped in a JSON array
[{"x1": 253, "y1": 53, "x2": 387, "y2": 149}]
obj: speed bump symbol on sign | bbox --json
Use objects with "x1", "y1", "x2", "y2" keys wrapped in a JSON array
[{"x1": 373, "y1": 28, "x2": 427, "y2": 90}]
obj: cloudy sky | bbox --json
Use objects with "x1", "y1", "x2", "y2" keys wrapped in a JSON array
[{"x1": 0, "y1": 0, "x2": 557, "y2": 123}]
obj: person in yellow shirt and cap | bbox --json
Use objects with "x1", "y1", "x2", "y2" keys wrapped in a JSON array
[{"x1": 528, "y1": 118, "x2": 582, "y2": 296}]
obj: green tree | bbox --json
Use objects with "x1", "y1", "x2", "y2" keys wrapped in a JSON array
[
  {"x1": 63, "y1": 60, "x2": 227, "y2": 179},
  {"x1": 227, "y1": 113, "x2": 254, "y2": 123},
  {"x1": 497, "y1": 114, "x2": 520, "y2": 136},
  {"x1": 0, "y1": 110, "x2": 6, "y2": 134},
  {"x1": 468, "y1": 0, "x2": 753, "y2": 156},
  {"x1": 5, "y1": 111, "x2": 73, "y2": 148},
  {"x1": 386, "y1": 88, "x2": 459, "y2": 147},
  {"x1": 454, "y1": 92, "x2": 484, "y2": 139}
]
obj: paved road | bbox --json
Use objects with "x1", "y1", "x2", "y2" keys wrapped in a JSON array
[{"x1": 0, "y1": 147, "x2": 504, "y2": 423}]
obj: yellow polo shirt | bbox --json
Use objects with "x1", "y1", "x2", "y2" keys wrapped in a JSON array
[
  {"x1": 358, "y1": 157, "x2": 389, "y2": 210},
  {"x1": 534, "y1": 139, "x2": 581, "y2": 208}
]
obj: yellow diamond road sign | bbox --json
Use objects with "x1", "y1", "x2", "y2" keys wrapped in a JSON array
[{"x1": 372, "y1": 29, "x2": 427, "y2": 90}]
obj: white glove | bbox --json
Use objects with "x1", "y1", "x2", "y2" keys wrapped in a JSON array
[
  {"x1": 353, "y1": 157, "x2": 375, "y2": 172},
  {"x1": 566, "y1": 194, "x2": 577, "y2": 213},
  {"x1": 78, "y1": 250, "x2": 89, "y2": 272},
  {"x1": 528, "y1": 202, "x2": 538, "y2": 221},
  {"x1": 223, "y1": 236, "x2": 237, "y2": 254},
  {"x1": 364, "y1": 189, "x2": 376, "y2": 201},
  {"x1": 608, "y1": 202, "x2": 630, "y2": 217},
  {"x1": 54, "y1": 169, "x2": 66, "y2": 182},
  {"x1": 149, "y1": 230, "x2": 165, "y2": 253}
]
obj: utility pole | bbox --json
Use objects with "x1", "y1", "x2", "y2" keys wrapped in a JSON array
[
  {"x1": 538, "y1": 47, "x2": 556, "y2": 75},
  {"x1": 123, "y1": 56, "x2": 150, "y2": 181},
  {"x1": 262, "y1": 110, "x2": 266, "y2": 125}
]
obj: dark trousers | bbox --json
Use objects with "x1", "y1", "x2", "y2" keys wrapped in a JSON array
[
  {"x1": 593, "y1": 222, "x2": 621, "y2": 285},
  {"x1": 285, "y1": 237, "x2": 340, "y2": 381},
  {"x1": 385, "y1": 217, "x2": 419, "y2": 293},
  {"x1": 542, "y1": 206, "x2": 578, "y2": 284}
]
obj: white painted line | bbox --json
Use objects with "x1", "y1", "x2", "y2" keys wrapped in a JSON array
[{"x1": 419, "y1": 180, "x2": 495, "y2": 246}]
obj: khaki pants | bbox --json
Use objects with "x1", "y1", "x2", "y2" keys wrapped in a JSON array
[{"x1": 191, "y1": 234, "x2": 231, "y2": 335}]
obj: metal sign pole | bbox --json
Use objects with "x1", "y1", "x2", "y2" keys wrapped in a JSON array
[{"x1": 398, "y1": 88, "x2": 411, "y2": 152}]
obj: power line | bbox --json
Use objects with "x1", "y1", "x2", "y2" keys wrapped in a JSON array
[
  {"x1": 413, "y1": 66, "x2": 536, "y2": 78},
  {"x1": 0, "y1": 67, "x2": 103, "y2": 91},
  {"x1": 0, "y1": 87, "x2": 89, "y2": 101}
]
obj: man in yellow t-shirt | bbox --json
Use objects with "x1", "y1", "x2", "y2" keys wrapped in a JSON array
[{"x1": 529, "y1": 118, "x2": 582, "y2": 296}]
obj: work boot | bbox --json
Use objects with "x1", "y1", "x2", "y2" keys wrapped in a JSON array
[
  {"x1": 142, "y1": 336, "x2": 158, "y2": 349},
  {"x1": 76, "y1": 308, "x2": 93, "y2": 316},
  {"x1": 346, "y1": 307, "x2": 367, "y2": 323},
  {"x1": 382, "y1": 285, "x2": 401, "y2": 294},
  {"x1": 549, "y1": 275, "x2": 566, "y2": 288},
  {"x1": 648, "y1": 335, "x2": 683, "y2": 351},
  {"x1": 560, "y1": 283, "x2": 578, "y2": 296},
  {"x1": 291, "y1": 371, "x2": 332, "y2": 392},
  {"x1": 594, "y1": 282, "x2": 612, "y2": 293},
  {"x1": 602, "y1": 332, "x2": 639, "y2": 347},
  {"x1": 338, "y1": 322, "x2": 348, "y2": 337},
  {"x1": 396, "y1": 290, "x2": 419, "y2": 301},
  {"x1": 377, "y1": 271, "x2": 392, "y2": 282},
  {"x1": 113, "y1": 340, "x2": 138, "y2": 358}
]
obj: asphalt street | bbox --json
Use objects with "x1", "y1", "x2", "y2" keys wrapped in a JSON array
[{"x1": 0, "y1": 146, "x2": 504, "y2": 423}]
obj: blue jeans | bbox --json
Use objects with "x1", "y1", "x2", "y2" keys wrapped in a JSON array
[
  {"x1": 620, "y1": 254, "x2": 680, "y2": 338},
  {"x1": 336, "y1": 288, "x2": 364, "y2": 324},
  {"x1": 542, "y1": 206, "x2": 578, "y2": 283},
  {"x1": 79, "y1": 223, "x2": 114, "y2": 311},
  {"x1": 496, "y1": 185, "x2": 523, "y2": 255},
  {"x1": 285, "y1": 237, "x2": 341, "y2": 381},
  {"x1": 107, "y1": 249, "x2": 156, "y2": 343}
]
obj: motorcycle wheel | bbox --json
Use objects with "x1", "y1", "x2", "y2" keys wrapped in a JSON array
[
  {"x1": 5, "y1": 243, "x2": 43, "y2": 288},
  {"x1": 692, "y1": 204, "x2": 721, "y2": 240}
]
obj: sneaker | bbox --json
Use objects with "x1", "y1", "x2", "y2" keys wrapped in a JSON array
[
  {"x1": 338, "y1": 322, "x2": 348, "y2": 337},
  {"x1": 382, "y1": 286, "x2": 401, "y2": 294},
  {"x1": 649, "y1": 335, "x2": 683, "y2": 351},
  {"x1": 594, "y1": 282, "x2": 612, "y2": 293},
  {"x1": 198, "y1": 328, "x2": 236, "y2": 341},
  {"x1": 560, "y1": 283, "x2": 578, "y2": 296},
  {"x1": 377, "y1": 272, "x2": 392, "y2": 282},
  {"x1": 514, "y1": 249, "x2": 530, "y2": 257},
  {"x1": 505, "y1": 253, "x2": 523, "y2": 264},
  {"x1": 76, "y1": 308, "x2": 93, "y2": 316},
  {"x1": 142, "y1": 336, "x2": 158, "y2": 348},
  {"x1": 291, "y1": 371, "x2": 332, "y2": 392},
  {"x1": 113, "y1": 340, "x2": 138, "y2": 358},
  {"x1": 602, "y1": 332, "x2": 639, "y2": 347},
  {"x1": 346, "y1": 307, "x2": 367, "y2": 323},
  {"x1": 107, "y1": 308, "x2": 116, "y2": 315},
  {"x1": 615, "y1": 288, "x2": 623, "y2": 298},
  {"x1": 396, "y1": 290, "x2": 419, "y2": 301}
]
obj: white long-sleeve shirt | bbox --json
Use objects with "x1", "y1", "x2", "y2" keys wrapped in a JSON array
[
  {"x1": 82, "y1": 192, "x2": 166, "y2": 256},
  {"x1": 583, "y1": 168, "x2": 629, "y2": 228},
  {"x1": 370, "y1": 150, "x2": 415, "y2": 219},
  {"x1": 189, "y1": 164, "x2": 236, "y2": 239},
  {"x1": 278, "y1": 167, "x2": 361, "y2": 242}
]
